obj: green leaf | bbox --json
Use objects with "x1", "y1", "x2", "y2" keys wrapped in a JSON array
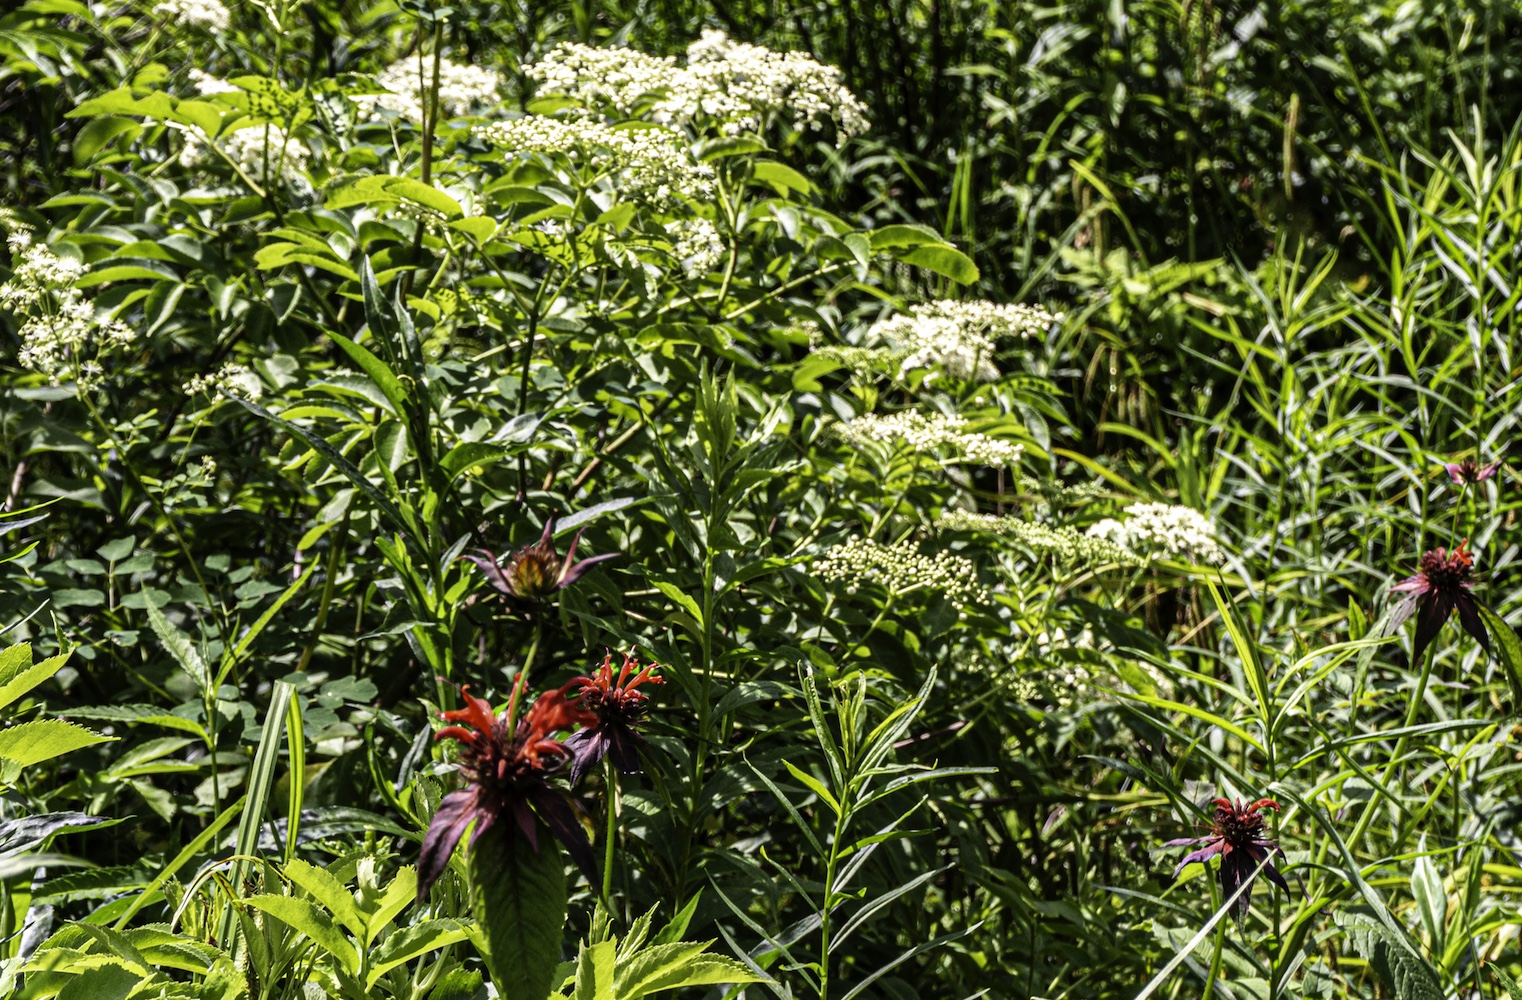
[
  {"x1": 439, "y1": 442, "x2": 511, "y2": 482},
  {"x1": 1410, "y1": 845, "x2": 1445, "y2": 954},
  {"x1": 143, "y1": 598, "x2": 210, "y2": 689},
  {"x1": 53, "y1": 963, "x2": 142, "y2": 1000},
  {"x1": 243, "y1": 894, "x2": 360, "y2": 974},
  {"x1": 0, "y1": 645, "x2": 69, "y2": 711},
  {"x1": 782, "y1": 760, "x2": 840, "y2": 815},
  {"x1": 615, "y1": 942, "x2": 762, "y2": 998},
  {"x1": 573, "y1": 940, "x2": 615, "y2": 1000},
  {"x1": 285, "y1": 858, "x2": 366, "y2": 939},
  {"x1": 0, "y1": 720, "x2": 112, "y2": 766},
  {"x1": 895, "y1": 245, "x2": 979, "y2": 284},
  {"x1": 1340, "y1": 911, "x2": 1443, "y2": 1000},
  {"x1": 1493, "y1": 965, "x2": 1522, "y2": 1000},
  {"x1": 470, "y1": 823, "x2": 568, "y2": 1000},
  {"x1": 866, "y1": 223, "x2": 944, "y2": 251},
  {"x1": 1478, "y1": 603, "x2": 1522, "y2": 711},
  {"x1": 750, "y1": 161, "x2": 814, "y2": 196},
  {"x1": 555, "y1": 495, "x2": 660, "y2": 537},
  {"x1": 365, "y1": 867, "x2": 418, "y2": 946},
  {"x1": 328, "y1": 331, "x2": 411, "y2": 419},
  {"x1": 72, "y1": 116, "x2": 140, "y2": 165},
  {"x1": 652, "y1": 581, "x2": 703, "y2": 625},
  {"x1": 381, "y1": 177, "x2": 464, "y2": 219},
  {"x1": 366, "y1": 919, "x2": 475, "y2": 988},
  {"x1": 448, "y1": 217, "x2": 498, "y2": 243},
  {"x1": 61, "y1": 704, "x2": 207, "y2": 740},
  {"x1": 222, "y1": 682, "x2": 295, "y2": 944}
]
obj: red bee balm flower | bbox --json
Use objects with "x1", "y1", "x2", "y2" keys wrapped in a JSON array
[
  {"x1": 461, "y1": 517, "x2": 617, "y2": 602},
  {"x1": 417, "y1": 685, "x2": 598, "y2": 901},
  {"x1": 1166, "y1": 797, "x2": 1288, "y2": 918},
  {"x1": 1389, "y1": 540, "x2": 1490, "y2": 666},
  {"x1": 1444, "y1": 459, "x2": 1501, "y2": 486},
  {"x1": 564, "y1": 651, "x2": 663, "y2": 784}
]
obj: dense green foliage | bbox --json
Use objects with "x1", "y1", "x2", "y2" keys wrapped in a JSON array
[{"x1": 3, "y1": 1, "x2": 1522, "y2": 998}]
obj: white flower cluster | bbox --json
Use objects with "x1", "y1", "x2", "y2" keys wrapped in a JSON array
[
  {"x1": 524, "y1": 32, "x2": 869, "y2": 143},
  {"x1": 357, "y1": 57, "x2": 504, "y2": 122},
  {"x1": 180, "y1": 124, "x2": 310, "y2": 185},
  {"x1": 155, "y1": 0, "x2": 229, "y2": 29},
  {"x1": 183, "y1": 362, "x2": 263, "y2": 400},
  {"x1": 814, "y1": 535, "x2": 989, "y2": 604},
  {"x1": 656, "y1": 31, "x2": 869, "y2": 142},
  {"x1": 188, "y1": 69, "x2": 238, "y2": 96},
  {"x1": 1, "y1": 238, "x2": 135, "y2": 384},
  {"x1": 525, "y1": 42, "x2": 678, "y2": 118},
  {"x1": 937, "y1": 510, "x2": 1137, "y2": 565},
  {"x1": 868, "y1": 300, "x2": 1062, "y2": 382},
  {"x1": 663, "y1": 217, "x2": 725, "y2": 274},
  {"x1": 1085, "y1": 502, "x2": 1225, "y2": 565},
  {"x1": 475, "y1": 117, "x2": 714, "y2": 209},
  {"x1": 835, "y1": 411, "x2": 1024, "y2": 467}
]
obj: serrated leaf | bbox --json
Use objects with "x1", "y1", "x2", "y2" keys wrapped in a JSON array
[
  {"x1": 573, "y1": 940, "x2": 615, "y2": 1000},
  {"x1": 366, "y1": 919, "x2": 474, "y2": 988},
  {"x1": 285, "y1": 858, "x2": 366, "y2": 938},
  {"x1": 61, "y1": 704, "x2": 207, "y2": 739},
  {"x1": 143, "y1": 598, "x2": 210, "y2": 689},
  {"x1": 866, "y1": 223, "x2": 944, "y2": 251},
  {"x1": 0, "y1": 720, "x2": 112, "y2": 766},
  {"x1": 243, "y1": 894, "x2": 359, "y2": 973},
  {"x1": 470, "y1": 824, "x2": 568, "y2": 1000},
  {"x1": 0, "y1": 645, "x2": 68, "y2": 711}
]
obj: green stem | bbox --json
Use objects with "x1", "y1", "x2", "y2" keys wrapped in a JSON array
[{"x1": 602, "y1": 758, "x2": 619, "y2": 912}]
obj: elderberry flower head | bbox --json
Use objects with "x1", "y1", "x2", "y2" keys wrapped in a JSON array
[
  {"x1": 155, "y1": 0, "x2": 229, "y2": 30},
  {"x1": 814, "y1": 535, "x2": 989, "y2": 604},
  {"x1": 937, "y1": 510, "x2": 1138, "y2": 565},
  {"x1": 834, "y1": 411, "x2": 1024, "y2": 467},
  {"x1": 1084, "y1": 503, "x2": 1225, "y2": 565},
  {"x1": 474, "y1": 117, "x2": 714, "y2": 210},
  {"x1": 653, "y1": 31, "x2": 869, "y2": 142},
  {"x1": 663, "y1": 217, "x2": 725, "y2": 274},
  {"x1": 357, "y1": 57, "x2": 504, "y2": 122},
  {"x1": 868, "y1": 300, "x2": 1062, "y2": 382},
  {"x1": 2, "y1": 241, "x2": 135, "y2": 385},
  {"x1": 525, "y1": 43, "x2": 679, "y2": 118}
]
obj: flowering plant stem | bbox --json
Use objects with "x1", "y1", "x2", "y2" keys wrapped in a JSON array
[{"x1": 602, "y1": 757, "x2": 618, "y2": 911}]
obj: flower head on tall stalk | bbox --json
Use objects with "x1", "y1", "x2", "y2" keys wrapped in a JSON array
[
  {"x1": 1444, "y1": 458, "x2": 1502, "y2": 487},
  {"x1": 1389, "y1": 540, "x2": 1489, "y2": 666},
  {"x1": 461, "y1": 517, "x2": 617, "y2": 602},
  {"x1": 564, "y1": 650, "x2": 663, "y2": 783},
  {"x1": 417, "y1": 682, "x2": 597, "y2": 901},
  {"x1": 1166, "y1": 797, "x2": 1288, "y2": 918}
]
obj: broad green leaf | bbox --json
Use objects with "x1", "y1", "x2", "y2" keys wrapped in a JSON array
[
  {"x1": 365, "y1": 866, "x2": 418, "y2": 946},
  {"x1": 329, "y1": 331, "x2": 410, "y2": 419},
  {"x1": 72, "y1": 116, "x2": 140, "y2": 165},
  {"x1": 366, "y1": 919, "x2": 474, "y2": 988},
  {"x1": 470, "y1": 823, "x2": 568, "y2": 1000},
  {"x1": 381, "y1": 177, "x2": 463, "y2": 219},
  {"x1": 439, "y1": 442, "x2": 511, "y2": 482},
  {"x1": 866, "y1": 223, "x2": 944, "y2": 251},
  {"x1": 895, "y1": 245, "x2": 979, "y2": 284},
  {"x1": 750, "y1": 161, "x2": 813, "y2": 195},
  {"x1": 243, "y1": 894, "x2": 359, "y2": 973},
  {"x1": 0, "y1": 720, "x2": 112, "y2": 766},
  {"x1": 652, "y1": 582, "x2": 703, "y2": 625},
  {"x1": 616, "y1": 941, "x2": 762, "y2": 998},
  {"x1": 782, "y1": 760, "x2": 841, "y2": 815},
  {"x1": 448, "y1": 216, "x2": 498, "y2": 243}
]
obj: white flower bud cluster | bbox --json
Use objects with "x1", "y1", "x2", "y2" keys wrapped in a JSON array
[
  {"x1": 525, "y1": 43, "x2": 679, "y2": 118},
  {"x1": 1085, "y1": 502, "x2": 1225, "y2": 565},
  {"x1": 188, "y1": 69, "x2": 238, "y2": 95},
  {"x1": 835, "y1": 411, "x2": 1024, "y2": 467},
  {"x1": 524, "y1": 33, "x2": 869, "y2": 143},
  {"x1": 155, "y1": 0, "x2": 229, "y2": 29},
  {"x1": 868, "y1": 300, "x2": 1062, "y2": 382},
  {"x1": 180, "y1": 124, "x2": 310, "y2": 185},
  {"x1": 183, "y1": 362, "x2": 263, "y2": 400},
  {"x1": 937, "y1": 510, "x2": 1137, "y2": 565},
  {"x1": 814, "y1": 535, "x2": 989, "y2": 604},
  {"x1": 474, "y1": 117, "x2": 714, "y2": 209},
  {"x1": 663, "y1": 217, "x2": 725, "y2": 274},
  {"x1": 2, "y1": 240, "x2": 135, "y2": 384},
  {"x1": 357, "y1": 57, "x2": 504, "y2": 122}
]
